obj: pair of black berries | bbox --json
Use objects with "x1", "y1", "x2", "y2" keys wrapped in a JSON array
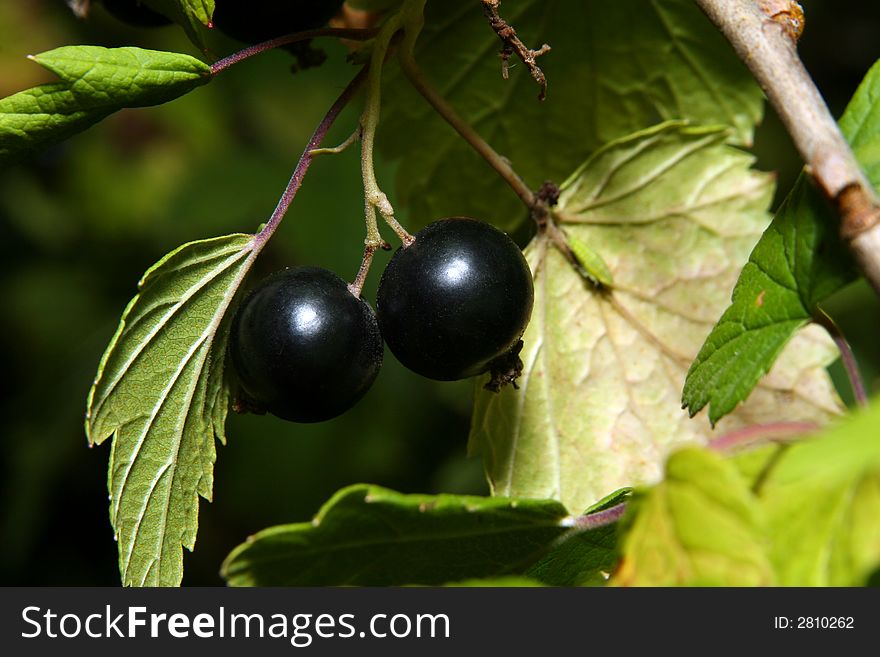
[{"x1": 229, "y1": 218, "x2": 535, "y2": 423}]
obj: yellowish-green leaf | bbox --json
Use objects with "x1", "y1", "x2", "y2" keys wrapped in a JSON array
[
  {"x1": 612, "y1": 447, "x2": 774, "y2": 586},
  {"x1": 87, "y1": 233, "x2": 255, "y2": 587},
  {"x1": 748, "y1": 401, "x2": 880, "y2": 586},
  {"x1": 470, "y1": 123, "x2": 843, "y2": 514}
]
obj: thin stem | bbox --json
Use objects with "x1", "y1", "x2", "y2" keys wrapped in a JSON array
[
  {"x1": 348, "y1": 242, "x2": 387, "y2": 298},
  {"x1": 357, "y1": 5, "x2": 419, "y2": 248},
  {"x1": 813, "y1": 307, "x2": 869, "y2": 406},
  {"x1": 567, "y1": 503, "x2": 628, "y2": 530},
  {"x1": 694, "y1": 0, "x2": 880, "y2": 296},
  {"x1": 254, "y1": 66, "x2": 369, "y2": 247},
  {"x1": 309, "y1": 127, "x2": 361, "y2": 156},
  {"x1": 398, "y1": 49, "x2": 536, "y2": 210},
  {"x1": 752, "y1": 444, "x2": 789, "y2": 495},
  {"x1": 210, "y1": 28, "x2": 379, "y2": 75},
  {"x1": 708, "y1": 421, "x2": 819, "y2": 453}
]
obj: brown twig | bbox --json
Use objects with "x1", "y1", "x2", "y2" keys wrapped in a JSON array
[
  {"x1": 398, "y1": 50, "x2": 536, "y2": 209},
  {"x1": 481, "y1": 0, "x2": 551, "y2": 100},
  {"x1": 694, "y1": 0, "x2": 880, "y2": 296}
]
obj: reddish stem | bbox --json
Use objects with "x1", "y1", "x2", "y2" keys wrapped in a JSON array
[
  {"x1": 210, "y1": 28, "x2": 379, "y2": 75},
  {"x1": 708, "y1": 421, "x2": 819, "y2": 453},
  {"x1": 813, "y1": 308, "x2": 869, "y2": 407},
  {"x1": 570, "y1": 503, "x2": 628, "y2": 530},
  {"x1": 254, "y1": 66, "x2": 368, "y2": 248}
]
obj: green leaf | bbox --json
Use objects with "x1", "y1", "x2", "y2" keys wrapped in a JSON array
[
  {"x1": 525, "y1": 488, "x2": 630, "y2": 586},
  {"x1": 382, "y1": 0, "x2": 763, "y2": 231},
  {"x1": 683, "y1": 60, "x2": 880, "y2": 423},
  {"x1": 747, "y1": 401, "x2": 880, "y2": 586},
  {"x1": 221, "y1": 485, "x2": 618, "y2": 586},
  {"x1": 86, "y1": 233, "x2": 256, "y2": 586},
  {"x1": 611, "y1": 448, "x2": 775, "y2": 586},
  {"x1": 143, "y1": 0, "x2": 215, "y2": 50},
  {"x1": 470, "y1": 123, "x2": 842, "y2": 515},
  {"x1": 0, "y1": 46, "x2": 211, "y2": 166}
]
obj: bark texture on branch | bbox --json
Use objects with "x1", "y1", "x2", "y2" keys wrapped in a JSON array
[{"x1": 696, "y1": 0, "x2": 880, "y2": 295}]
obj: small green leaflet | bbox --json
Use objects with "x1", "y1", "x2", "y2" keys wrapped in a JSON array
[
  {"x1": 221, "y1": 485, "x2": 620, "y2": 586},
  {"x1": 683, "y1": 60, "x2": 880, "y2": 424},
  {"x1": 611, "y1": 448, "x2": 775, "y2": 586},
  {"x1": 0, "y1": 46, "x2": 211, "y2": 166},
  {"x1": 740, "y1": 400, "x2": 880, "y2": 586},
  {"x1": 143, "y1": 0, "x2": 215, "y2": 50},
  {"x1": 381, "y1": 0, "x2": 763, "y2": 231},
  {"x1": 469, "y1": 123, "x2": 843, "y2": 515},
  {"x1": 566, "y1": 232, "x2": 614, "y2": 287},
  {"x1": 86, "y1": 233, "x2": 255, "y2": 586}
]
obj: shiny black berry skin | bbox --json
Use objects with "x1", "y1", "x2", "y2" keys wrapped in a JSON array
[
  {"x1": 376, "y1": 218, "x2": 534, "y2": 381},
  {"x1": 229, "y1": 267, "x2": 383, "y2": 423},
  {"x1": 100, "y1": 0, "x2": 173, "y2": 27},
  {"x1": 212, "y1": 0, "x2": 343, "y2": 45}
]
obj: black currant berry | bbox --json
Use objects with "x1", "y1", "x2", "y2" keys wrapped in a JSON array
[
  {"x1": 376, "y1": 217, "x2": 534, "y2": 382},
  {"x1": 100, "y1": 0, "x2": 173, "y2": 27},
  {"x1": 211, "y1": 0, "x2": 344, "y2": 45},
  {"x1": 229, "y1": 266, "x2": 383, "y2": 423}
]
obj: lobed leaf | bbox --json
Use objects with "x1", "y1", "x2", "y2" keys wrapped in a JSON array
[
  {"x1": 683, "y1": 60, "x2": 880, "y2": 423},
  {"x1": 470, "y1": 123, "x2": 843, "y2": 514},
  {"x1": 611, "y1": 448, "x2": 775, "y2": 586},
  {"x1": 0, "y1": 46, "x2": 211, "y2": 166},
  {"x1": 87, "y1": 233, "x2": 255, "y2": 586},
  {"x1": 221, "y1": 484, "x2": 620, "y2": 586},
  {"x1": 381, "y1": 0, "x2": 763, "y2": 231}
]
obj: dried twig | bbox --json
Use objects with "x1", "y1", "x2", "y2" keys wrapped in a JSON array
[{"x1": 481, "y1": 0, "x2": 551, "y2": 100}]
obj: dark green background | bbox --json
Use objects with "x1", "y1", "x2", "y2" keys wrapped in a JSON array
[{"x1": 0, "y1": 1, "x2": 877, "y2": 585}]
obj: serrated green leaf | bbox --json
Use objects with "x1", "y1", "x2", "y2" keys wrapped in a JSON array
[
  {"x1": 0, "y1": 46, "x2": 211, "y2": 166},
  {"x1": 382, "y1": 0, "x2": 763, "y2": 231},
  {"x1": 143, "y1": 0, "x2": 215, "y2": 50},
  {"x1": 683, "y1": 61, "x2": 880, "y2": 423},
  {"x1": 470, "y1": 122, "x2": 842, "y2": 514},
  {"x1": 87, "y1": 233, "x2": 256, "y2": 586},
  {"x1": 611, "y1": 448, "x2": 775, "y2": 586},
  {"x1": 221, "y1": 484, "x2": 618, "y2": 586},
  {"x1": 746, "y1": 401, "x2": 880, "y2": 586}
]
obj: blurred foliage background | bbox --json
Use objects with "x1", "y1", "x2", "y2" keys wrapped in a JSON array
[{"x1": 0, "y1": 0, "x2": 878, "y2": 585}]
